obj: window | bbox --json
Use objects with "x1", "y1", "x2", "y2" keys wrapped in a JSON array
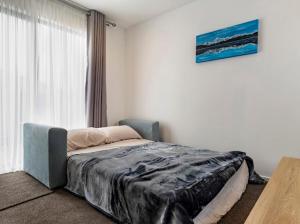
[{"x1": 0, "y1": 0, "x2": 87, "y2": 173}]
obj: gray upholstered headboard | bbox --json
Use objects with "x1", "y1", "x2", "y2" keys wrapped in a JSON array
[
  {"x1": 23, "y1": 119, "x2": 160, "y2": 189},
  {"x1": 119, "y1": 119, "x2": 160, "y2": 142}
]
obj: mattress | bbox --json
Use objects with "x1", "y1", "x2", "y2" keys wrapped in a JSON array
[
  {"x1": 67, "y1": 140, "x2": 249, "y2": 224},
  {"x1": 194, "y1": 160, "x2": 248, "y2": 224},
  {"x1": 67, "y1": 139, "x2": 153, "y2": 157}
]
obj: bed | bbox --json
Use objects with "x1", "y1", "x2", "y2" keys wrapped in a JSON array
[{"x1": 23, "y1": 119, "x2": 265, "y2": 224}]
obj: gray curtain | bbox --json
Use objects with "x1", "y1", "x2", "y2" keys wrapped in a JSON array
[{"x1": 86, "y1": 10, "x2": 107, "y2": 127}]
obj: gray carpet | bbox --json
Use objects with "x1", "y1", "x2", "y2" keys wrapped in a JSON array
[
  {"x1": 0, "y1": 189, "x2": 113, "y2": 224},
  {"x1": 218, "y1": 184, "x2": 266, "y2": 224},
  {"x1": 0, "y1": 172, "x2": 265, "y2": 224},
  {"x1": 0, "y1": 172, "x2": 52, "y2": 211}
]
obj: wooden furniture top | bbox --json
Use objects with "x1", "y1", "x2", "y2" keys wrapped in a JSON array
[{"x1": 245, "y1": 157, "x2": 300, "y2": 224}]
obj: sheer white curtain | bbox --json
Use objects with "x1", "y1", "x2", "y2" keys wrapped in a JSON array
[{"x1": 0, "y1": 0, "x2": 87, "y2": 174}]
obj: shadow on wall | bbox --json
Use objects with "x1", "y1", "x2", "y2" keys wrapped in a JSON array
[{"x1": 159, "y1": 122, "x2": 172, "y2": 142}]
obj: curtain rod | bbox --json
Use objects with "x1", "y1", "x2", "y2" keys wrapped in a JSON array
[{"x1": 60, "y1": 0, "x2": 117, "y2": 27}]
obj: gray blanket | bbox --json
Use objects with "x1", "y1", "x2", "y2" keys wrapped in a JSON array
[{"x1": 65, "y1": 142, "x2": 264, "y2": 224}]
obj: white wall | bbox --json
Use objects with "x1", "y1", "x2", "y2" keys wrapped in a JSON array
[
  {"x1": 106, "y1": 27, "x2": 127, "y2": 125},
  {"x1": 125, "y1": 0, "x2": 300, "y2": 176}
]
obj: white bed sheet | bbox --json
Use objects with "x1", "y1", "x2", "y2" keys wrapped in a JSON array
[
  {"x1": 67, "y1": 140, "x2": 248, "y2": 224},
  {"x1": 67, "y1": 139, "x2": 152, "y2": 157}
]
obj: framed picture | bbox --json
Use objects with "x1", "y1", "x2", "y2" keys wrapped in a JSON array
[{"x1": 196, "y1": 19, "x2": 259, "y2": 63}]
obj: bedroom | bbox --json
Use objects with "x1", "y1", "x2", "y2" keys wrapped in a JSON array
[{"x1": 0, "y1": 0, "x2": 299, "y2": 223}]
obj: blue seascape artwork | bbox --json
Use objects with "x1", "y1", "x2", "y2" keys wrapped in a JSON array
[{"x1": 196, "y1": 19, "x2": 259, "y2": 63}]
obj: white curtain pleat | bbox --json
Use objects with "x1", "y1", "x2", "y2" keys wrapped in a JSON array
[{"x1": 0, "y1": 0, "x2": 87, "y2": 174}]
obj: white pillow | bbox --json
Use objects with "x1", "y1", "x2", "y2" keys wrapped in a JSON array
[
  {"x1": 67, "y1": 128, "x2": 106, "y2": 152},
  {"x1": 99, "y1": 125, "x2": 142, "y2": 144}
]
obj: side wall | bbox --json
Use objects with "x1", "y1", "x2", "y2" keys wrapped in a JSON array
[{"x1": 125, "y1": 0, "x2": 300, "y2": 176}]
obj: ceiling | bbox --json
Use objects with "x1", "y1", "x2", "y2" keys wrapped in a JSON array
[{"x1": 72, "y1": 0, "x2": 197, "y2": 28}]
